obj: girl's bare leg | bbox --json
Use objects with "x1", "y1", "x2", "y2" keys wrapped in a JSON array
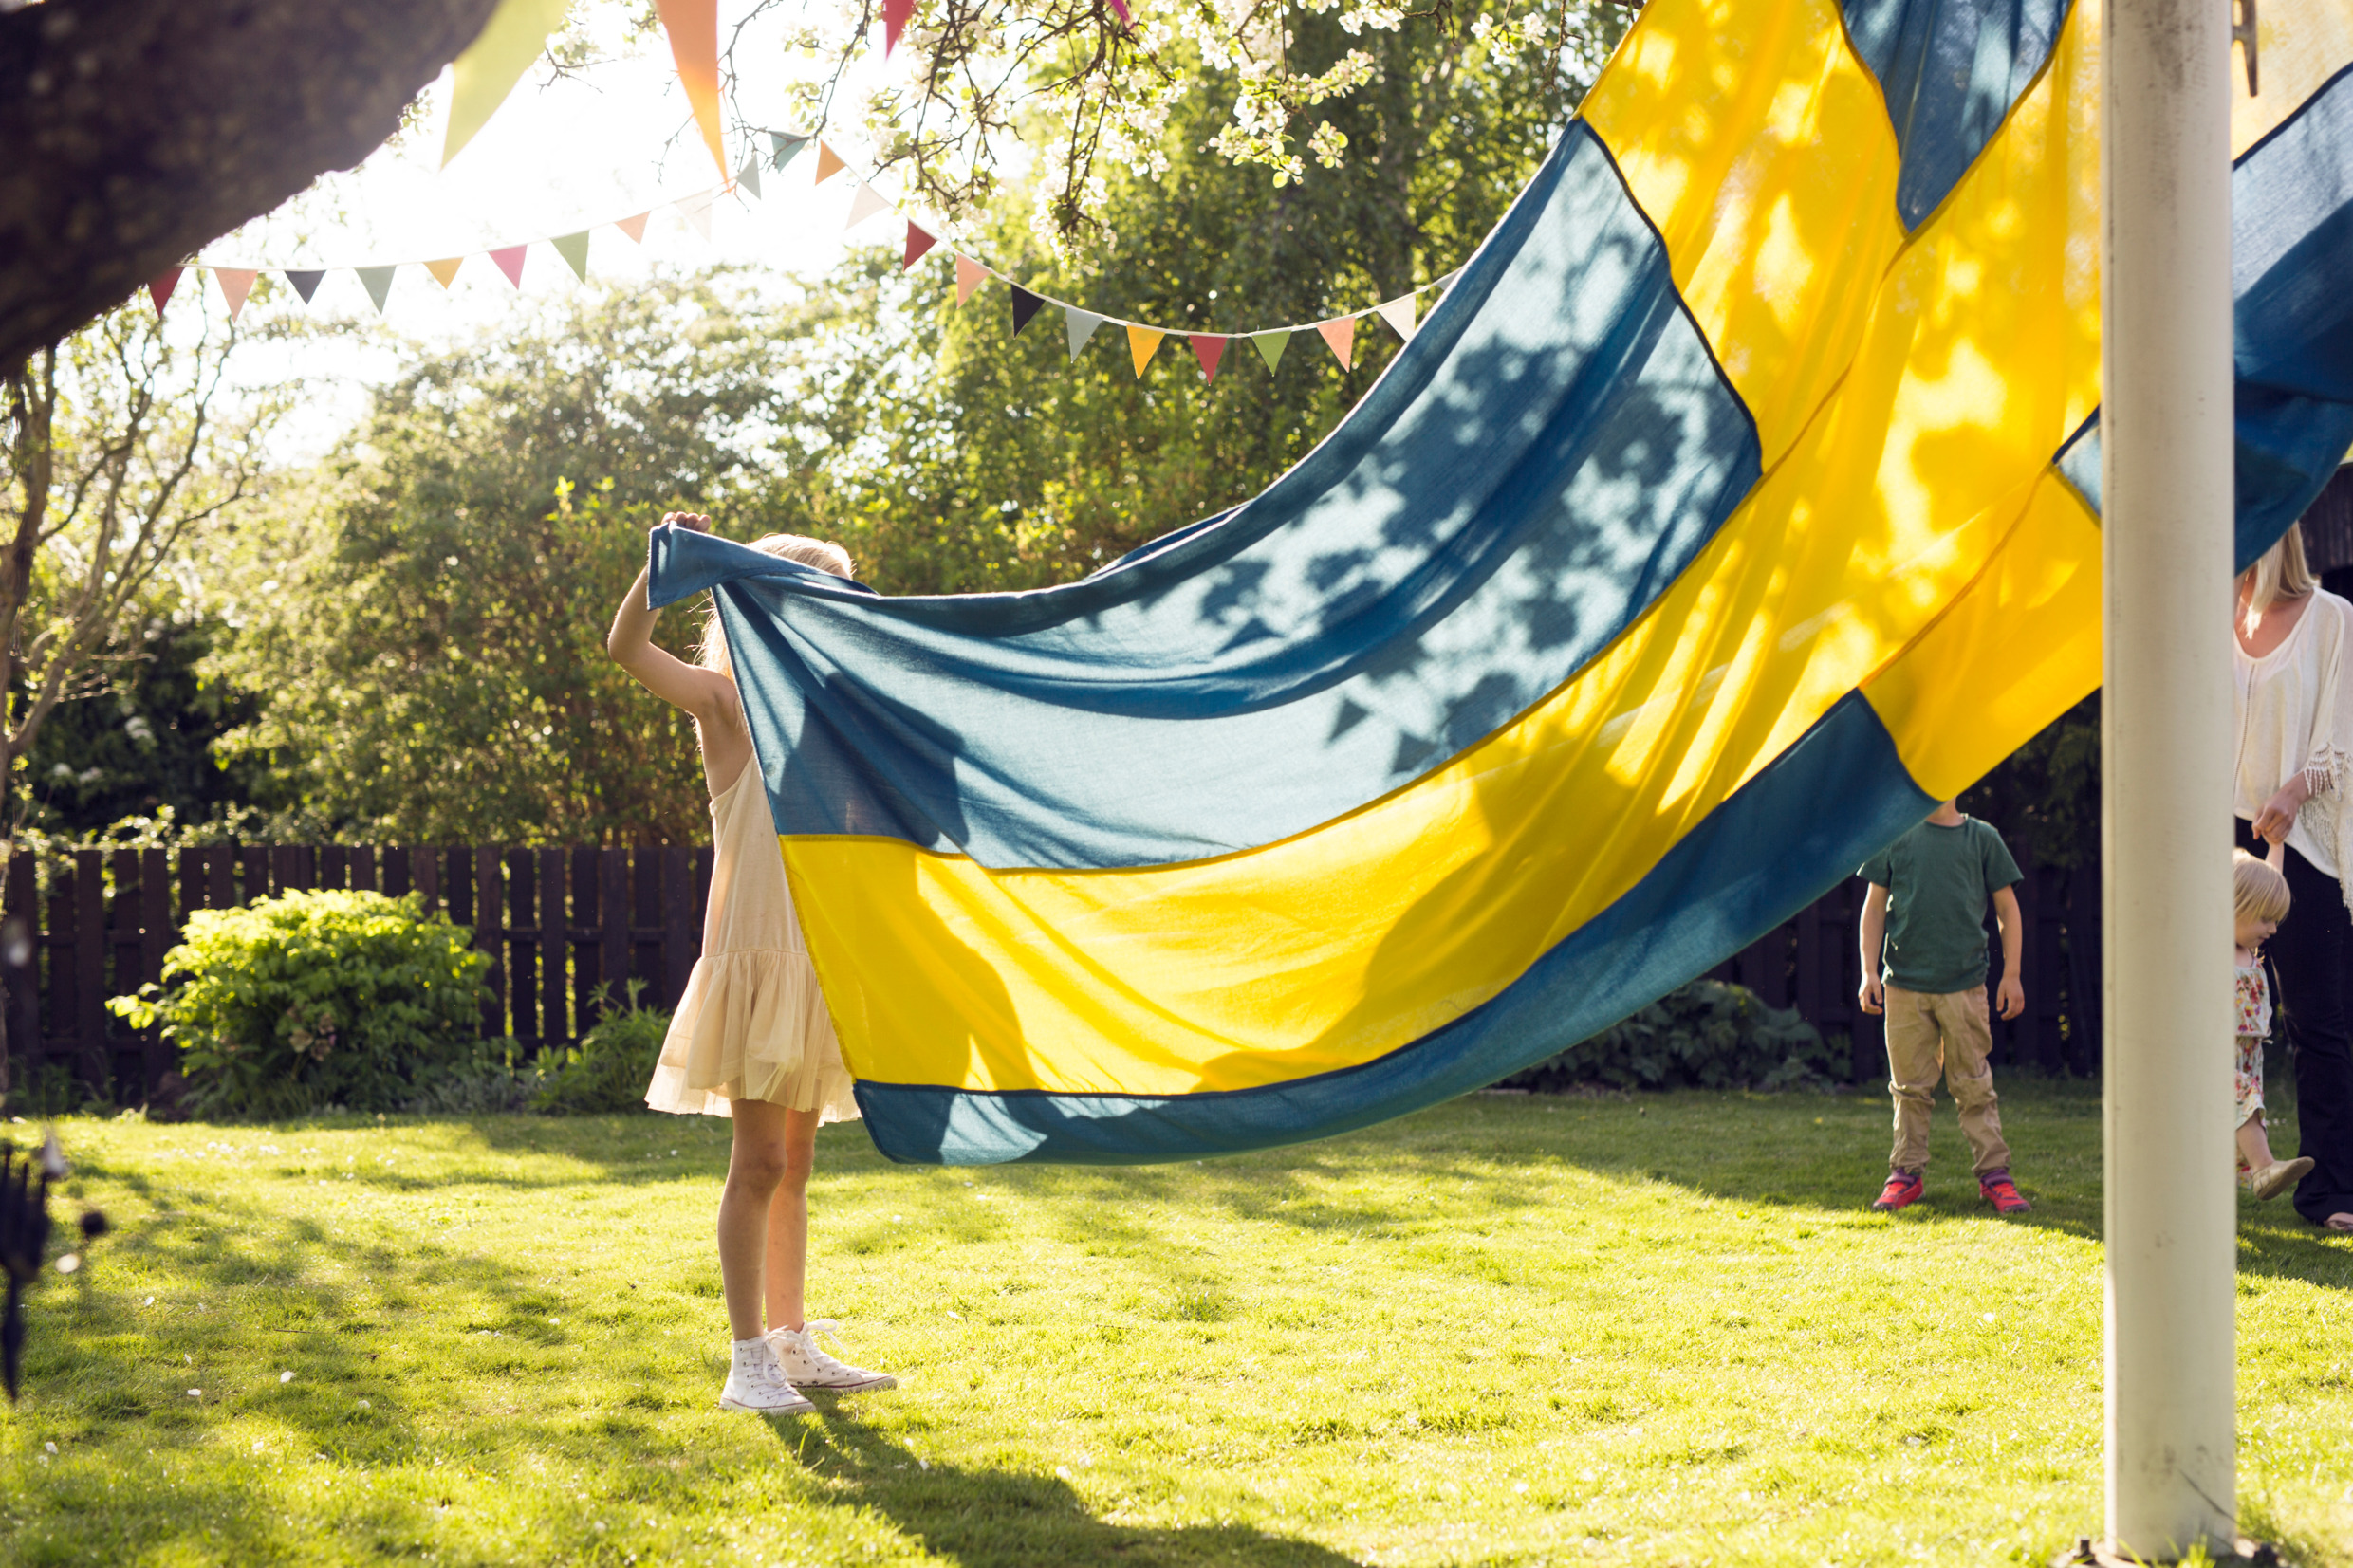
[
  {"x1": 717, "y1": 1100, "x2": 791, "y2": 1341},
  {"x1": 764, "y1": 1109, "x2": 821, "y2": 1332},
  {"x1": 2238, "y1": 1112, "x2": 2280, "y2": 1171}
]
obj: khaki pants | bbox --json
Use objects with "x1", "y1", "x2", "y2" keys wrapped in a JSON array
[{"x1": 1884, "y1": 985, "x2": 2010, "y2": 1176}]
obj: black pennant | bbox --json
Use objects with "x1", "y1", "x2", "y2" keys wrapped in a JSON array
[
  {"x1": 284, "y1": 270, "x2": 325, "y2": 304},
  {"x1": 1010, "y1": 286, "x2": 1045, "y2": 337}
]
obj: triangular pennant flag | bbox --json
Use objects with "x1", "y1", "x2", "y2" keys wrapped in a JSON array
[
  {"x1": 883, "y1": 0, "x2": 915, "y2": 54},
  {"x1": 954, "y1": 254, "x2": 987, "y2": 305},
  {"x1": 284, "y1": 269, "x2": 326, "y2": 305},
  {"x1": 734, "y1": 155, "x2": 763, "y2": 199},
  {"x1": 770, "y1": 132, "x2": 809, "y2": 172},
  {"x1": 1127, "y1": 324, "x2": 1165, "y2": 378},
  {"x1": 814, "y1": 141, "x2": 846, "y2": 185},
  {"x1": 426, "y1": 256, "x2": 465, "y2": 289},
  {"x1": 1107, "y1": 0, "x2": 1131, "y2": 22},
  {"x1": 443, "y1": 0, "x2": 575, "y2": 165},
  {"x1": 1190, "y1": 334, "x2": 1228, "y2": 382},
  {"x1": 654, "y1": 0, "x2": 727, "y2": 178},
  {"x1": 903, "y1": 223, "x2": 937, "y2": 269},
  {"x1": 616, "y1": 212, "x2": 650, "y2": 244},
  {"x1": 1010, "y1": 286, "x2": 1045, "y2": 337},
  {"x1": 1374, "y1": 293, "x2": 1418, "y2": 341},
  {"x1": 1065, "y1": 308, "x2": 1104, "y2": 360},
  {"x1": 844, "y1": 180, "x2": 891, "y2": 230},
  {"x1": 552, "y1": 231, "x2": 590, "y2": 282},
  {"x1": 1317, "y1": 316, "x2": 1357, "y2": 370},
  {"x1": 358, "y1": 267, "x2": 398, "y2": 313},
  {"x1": 1250, "y1": 328, "x2": 1289, "y2": 372},
  {"x1": 1436, "y1": 267, "x2": 1464, "y2": 290},
  {"x1": 490, "y1": 245, "x2": 528, "y2": 288},
  {"x1": 146, "y1": 268, "x2": 181, "y2": 315},
  {"x1": 213, "y1": 267, "x2": 258, "y2": 321},
  {"x1": 676, "y1": 191, "x2": 714, "y2": 239}
]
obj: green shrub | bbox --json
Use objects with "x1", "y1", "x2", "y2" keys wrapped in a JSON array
[
  {"x1": 1497, "y1": 980, "x2": 1840, "y2": 1094},
  {"x1": 531, "y1": 987, "x2": 671, "y2": 1116},
  {"x1": 109, "y1": 890, "x2": 491, "y2": 1117}
]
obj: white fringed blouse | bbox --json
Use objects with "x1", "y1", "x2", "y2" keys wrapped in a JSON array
[{"x1": 2233, "y1": 588, "x2": 2353, "y2": 907}]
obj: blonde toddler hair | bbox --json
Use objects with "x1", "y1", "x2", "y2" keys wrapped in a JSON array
[
  {"x1": 2241, "y1": 524, "x2": 2317, "y2": 617},
  {"x1": 695, "y1": 533, "x2": 856, "y2": 675},
  {"x1": 2234, "y1": 848, "x2": 2291, "y2": 928}
]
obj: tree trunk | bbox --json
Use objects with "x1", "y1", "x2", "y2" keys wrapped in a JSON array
[{"x1": 0, "y1": 0, "x2": 503, "y2": 375}]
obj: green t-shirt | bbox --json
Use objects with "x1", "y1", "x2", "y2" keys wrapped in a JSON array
[{"x1": 1858, "y1": 817, "x2": 2022, "y2": 994}]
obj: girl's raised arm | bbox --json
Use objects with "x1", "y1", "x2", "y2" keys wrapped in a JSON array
[{"x1": 607, "y1": 512, "x2": 735, "y2": 725}]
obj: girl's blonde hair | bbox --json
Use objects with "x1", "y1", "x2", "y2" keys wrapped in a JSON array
[
  {"x1": 695, "y1": 534, "x2": 856, "y2": 675},
  {"x1": 2234, "y1": 848, "x2": 2291, "y2": 927},
  {"x1": 2241, "y1": 524, "x2": 2318, "y2": 617}
]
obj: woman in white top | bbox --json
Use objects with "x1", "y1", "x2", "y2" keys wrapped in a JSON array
[{"x1": 2233, "y1": 523, "x2": 2353, "y2": 1231}]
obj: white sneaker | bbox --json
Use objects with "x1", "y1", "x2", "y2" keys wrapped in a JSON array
[
  {"x1": 768, "y1": 1319, "x2": 898, "y2": 1393},
  {"x1": 718, "y1": 1337, "x2": 815, "y2": 1414}
]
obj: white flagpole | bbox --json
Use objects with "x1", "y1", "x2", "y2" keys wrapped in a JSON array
[{"x1": 2101, "y1": 0, "x2": 2238, "y2": 1554}]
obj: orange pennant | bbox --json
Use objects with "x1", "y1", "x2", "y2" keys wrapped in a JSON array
[
  {"x1": 1127, "y1": 324, "x2": 1165, "y2": 378},
  {"x1": 616, "y1": 212, "x2": 650, "y2": 244},
  {"x1": 954, "y1": 254, "x2": 987, "y2": 305},
  {"x1": 1317, "y1": 316, "x2": 1357, "y2": 370},
  {"x1": 814, "y1": 141, "x2": 846, "y2": 185},
  {"x1": 426, "y1": 257, "x2": 465, "y2": 289},
  {"x1": 654, "y1": 0, "x2": 727, "y2": 179},
  {"x1": 490, "y1": 245, "x2": 528, "y2": 288},
  {"x1": 213, "y1": 268, "x2": 258, "y2": 322},
  {"x1": 146, "y1": 268, "x2": 181, "y2": 315},
  {"x1": 1190, "y1": 334, "x2": 1227, "y2": 382}
]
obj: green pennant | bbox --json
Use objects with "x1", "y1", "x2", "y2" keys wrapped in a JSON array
[
  {"x1": 1251, "y1": 329, "x2": 1290, "y2": 372},
  {"x1": 552, "y1": 231, "x2": 590, "y2": 282},
  {"x1": 735, "y1": 156, "x2": 763, "y2": 200},
  {"x1": 770, "y1": 133, "x2": 810, "y2": 173},
  {"x1": 357, "y1": 266, "x2": 398, "y2": 313}
]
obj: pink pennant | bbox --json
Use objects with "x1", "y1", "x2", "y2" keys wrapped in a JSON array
[
  {"x1": 147, "y1": 268, "x2": 182, "y2": 315},
  {"x1": 1107, "y1": 0, "x2": 1132, "y2": 22},
  {"x1": 883, "y1": 0, "x2": 915, "y2": 56},
  {"x1": 903, "y1": 223, "x2": 937, "y2": 270},
  {"x1": 1190, "y1": 334, "x2": 1228, "y2": 382},
  {"x1": 1317, "y1": 316, "x2": 1357, "y2": 371},
  {"x1": 490, "y1": 245, "x2": 528, "y2": 288},
  {"x1": 616, "y1": 212, "x2": 651, "y2": 244},
  {"x1": 213, "y1": 268, "x2": 258, "y2": 322},
  {"x1": 954, "y1": 254, "x2": 987, "y2": 305}
]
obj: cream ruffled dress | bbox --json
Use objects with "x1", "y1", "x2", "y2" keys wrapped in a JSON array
[{"x1": 643, "y1": 763, "x2": 861, "y2": 1122}]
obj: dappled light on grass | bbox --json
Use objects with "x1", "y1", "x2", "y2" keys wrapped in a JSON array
[{"x1": 2, "y1": 1086, "x2": 2349, "y2": 1565}]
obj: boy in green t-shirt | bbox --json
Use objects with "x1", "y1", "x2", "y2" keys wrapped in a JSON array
[{"x1": 1857, "y1": 801, "x2": 2030, "y2": 1216}]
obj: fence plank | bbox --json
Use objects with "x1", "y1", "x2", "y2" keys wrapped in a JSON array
[
  {"x1": 571, "y1": 846, "x2": 601, "y2": 1030},
  {"x1": 4, "y1": 851, "x2": 36, "y2": 1088},
  {"x1": 473, "y1": 848, "x2": 505, "y2": 1040},
  {"x1": 661, "y1": 847, "x2": 695, "y2": 1012},
  {"x1": 138, "y1": 849, "x2": 171, "y2": 1096},
  {"x1": 538, "y1": 850, "x2": 568, "y2": 1053},
  {"x1": 382, "y1": 847, "x2": 413, "y2": 900},
  {"x1": 319, "y1": 845, "x2": 347, "y2": 891},
  {"x1": 413, "y1": 848, "x2": 440, "y2": 915},
  {"x1": 600, "y1": 850, "x2": 631, "y2": 1016},
  {"x1": 73, "y1": 851, "x2": 105, "y2": 1093}
]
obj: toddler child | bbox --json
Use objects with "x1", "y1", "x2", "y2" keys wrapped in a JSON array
[
  {"x1": 1857, "y1": 800, "x2": 2031, "y2": 1215},
  {"x1": 2233, "y1": 849, "x2": 2315, "y2": 1201}
]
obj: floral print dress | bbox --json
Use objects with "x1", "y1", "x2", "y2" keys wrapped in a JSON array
[{"x1": 2235, "y1": 960, "x2": 2271, "y2": 1130}]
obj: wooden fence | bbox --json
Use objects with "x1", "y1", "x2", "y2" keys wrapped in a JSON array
[{"x1": 0, "y1": 840, "x2": 2103, "y2": 1106}]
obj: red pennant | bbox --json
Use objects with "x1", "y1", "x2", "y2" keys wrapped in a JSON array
[
  {"x1": 883, "y1": 0, "x2": 914, "y2": 55},
  {"x1": 903, "y1": 223, "x2": 937, "y2": 269},
  {"x1": 1190, "y1": 334, "x2": 1228, "y2": 382},
  {"x1": 147, "y1": 268, "x2": 182, "y2": 315},
  {"x1": 490, "y1": 245, "x2": 528, "y2": 288}
]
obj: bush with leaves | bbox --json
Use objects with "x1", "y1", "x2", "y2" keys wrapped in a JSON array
[
  {"x1": 1497, "y1": 980, "x2": 1841, "y2": 1094},
  {"x1": 531, "y1": 987, "x2": 672, "y2": 1116},
  {"x1": 109, "y1": 890, "x2": 491, "y2": 1117}
]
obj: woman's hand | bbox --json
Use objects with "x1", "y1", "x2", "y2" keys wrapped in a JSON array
[
  {"x1": 2255, "y1": 774, "x2": 2314, "y2": 844},
  {"x1": 663, "y1": 511, "x2": 713, "y2": 533}
]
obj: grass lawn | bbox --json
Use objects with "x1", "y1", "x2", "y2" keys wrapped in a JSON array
[{"x1": 3, "y1": 1080, "x2": 2350, "y2": 1567}]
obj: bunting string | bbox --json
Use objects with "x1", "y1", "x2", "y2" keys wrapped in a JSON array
[{"x1": 163, "y1": 128, "x2": 1466, "y2": 378}]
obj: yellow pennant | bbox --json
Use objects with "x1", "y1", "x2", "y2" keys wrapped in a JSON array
[
  {"x1": 1127, "y1": 324, "x2": 1165, "y2": 378},
  {"x1": 426, "y1": 257, "x2": 465, "y2": 289}
]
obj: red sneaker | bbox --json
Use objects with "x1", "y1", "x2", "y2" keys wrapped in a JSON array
[
  {"x1": 1871, "y1": 1171, "x2": 1923, "y2": 1211},
  {"x1": 1979, "y1": 1171, "x2": 2031, "y2": 1216}
]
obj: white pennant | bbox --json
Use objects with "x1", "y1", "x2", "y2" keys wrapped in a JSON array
[
  {"x1": 1374, "y1": 292, "x2": 1418, "y2": 341},
  {"x1": 1065, "y1": 309, "x2": 1105, "y2": 360},
  {"x1": 844, "y1": 180, "x2": 892, "y2": 231},
  {"x1": 676, "y1": 191, "x2": 715, "y2": 239}
]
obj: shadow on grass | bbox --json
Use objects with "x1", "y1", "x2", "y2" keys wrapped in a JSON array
[{"x1": 761, "y1": 1409, "x2": 1365, "y2": 1568}]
